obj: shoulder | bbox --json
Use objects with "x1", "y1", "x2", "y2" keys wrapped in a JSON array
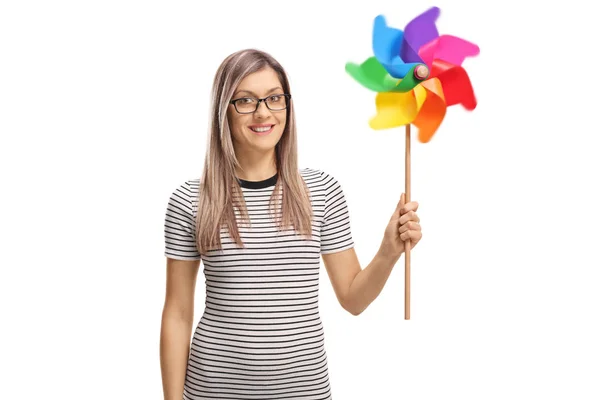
[
  {"x1": 300, "y1": 167, "x2": 342, "y2": 185},
  {"x1": 299, "y1": 168, "x2": 346, "y2": 194},
  {"x1": 299, "y1": 167, "x2": 336, "y2": 183},
  {"x1": 167, "y1": 178, "x2": 201, "y2": 210},
  {"x1": 299, "y1": 167, "x2": 327, "y2": 189}
]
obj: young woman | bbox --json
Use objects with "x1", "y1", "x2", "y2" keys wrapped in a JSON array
[{"x1": 161, "y1": 48, "x2": 422, "y2": 400}]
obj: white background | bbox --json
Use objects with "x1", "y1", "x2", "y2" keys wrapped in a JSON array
[{"x1": 1, "y1": 0, "x2": 599, "y2": 399}]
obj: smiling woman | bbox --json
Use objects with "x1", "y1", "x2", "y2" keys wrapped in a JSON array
[
  {"x1": 160, "y1": 48, "x2": 421, "y2": 400},
  {"x1": 161, "y1": 48, "x2": 355, "y2": 400}
]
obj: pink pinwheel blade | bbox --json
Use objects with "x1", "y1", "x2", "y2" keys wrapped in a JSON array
[
  {"x1": 400, "y1": 6, "x2": 440, "y2": 64},
  {"x1": 418, "y1": 35, "x2": 480, "y2": 68}
]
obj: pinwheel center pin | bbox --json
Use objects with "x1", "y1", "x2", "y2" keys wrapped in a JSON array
[{"x1": 414, "y1": 64, "x2": 429, "y2": 80}]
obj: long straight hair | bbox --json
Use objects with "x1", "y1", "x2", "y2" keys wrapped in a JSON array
[{"x1": 195, "y1": 49, "x2": 313, "y2": 254}]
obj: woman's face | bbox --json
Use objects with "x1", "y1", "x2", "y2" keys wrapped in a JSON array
[{"x1": 227, "y1": 67, "x2": 287, "y2": 155}]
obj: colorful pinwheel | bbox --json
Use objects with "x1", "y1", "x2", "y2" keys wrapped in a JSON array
[
  {"x1": 345, "y1": 7, "x2": 480, "y2": 319},
  {"x1": 345, "y1": 6, "x2": 479, "y2": 142}
]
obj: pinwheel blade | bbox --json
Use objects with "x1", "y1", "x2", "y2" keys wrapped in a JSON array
[
  {"x1": 418, "y1": 34, "x2": 480, "y2": 68},
  {"x1": 401, "y1": 6, "x2": 440, "y2": 64},
  {"x1": 428, "y1": 59, "x2": 477, "y2": 110},
  {"x1": 369, "y1": 91, "x2": 418, "y2": 129},
  {"x1": 345, "y1": 57, "x2": 400, "y2": 92},
  {"x1": 412, "y1": 78, "x2": 447, "y2": 142},
  {"x1": 373, "y1": 14, "x2": 422, "y2": 78},
  {"x1": 372, "y1": 15, "x2": 403, "y2": 65}
]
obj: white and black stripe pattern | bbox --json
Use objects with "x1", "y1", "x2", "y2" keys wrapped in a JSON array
[{"x1": 164, "y1": 168, "x2": 354, "y2": 400}]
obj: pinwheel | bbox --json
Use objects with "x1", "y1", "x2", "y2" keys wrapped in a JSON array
[{"x1": 345, "y1": 6, "x2": 479, "y2": 319}]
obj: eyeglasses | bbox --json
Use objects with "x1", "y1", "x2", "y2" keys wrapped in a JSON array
[{"x1": 229, "y1": 94, "x2": 291, "y2": 114}]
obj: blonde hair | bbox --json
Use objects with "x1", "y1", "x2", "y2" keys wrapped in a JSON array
[{"x1": 195, "y1": 49, "x2": 313, "y2": 254}]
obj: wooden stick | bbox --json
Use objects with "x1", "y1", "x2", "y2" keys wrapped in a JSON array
[{"x1": 405, "y1": 124, "x2": 411, "y2": 320}]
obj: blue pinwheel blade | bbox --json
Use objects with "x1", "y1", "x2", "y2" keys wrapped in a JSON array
[{"x1": 372, "y1": 14, "x2": 421, "y2": 79}]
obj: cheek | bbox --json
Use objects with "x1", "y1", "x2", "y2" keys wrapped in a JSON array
[
  {"x1": 277, "y1": 114, "x2": 287, "y2": 131},
  {"x1": 228, "y1": 114, "x2": 246, "y2": 137}
]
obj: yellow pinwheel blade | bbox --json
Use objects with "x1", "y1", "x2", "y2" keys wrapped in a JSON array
[
  {"x1": 366, "y1": 78, "x2": 448, "y2": 142},
  {"x1": 369, "y1": 91, "x2": 418, "y2": 130}
]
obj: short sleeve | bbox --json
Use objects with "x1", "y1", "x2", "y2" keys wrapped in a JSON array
[
  {"x1": 320, "y1": 171, "x2": 355, "y2": 255},
  {"x1": 163, "y1": 181, "x2": 202, "y2": 260}
]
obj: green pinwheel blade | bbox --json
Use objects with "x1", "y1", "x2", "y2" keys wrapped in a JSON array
[
  {"x1": 345, "y1": 57, "x2": 422, "y2": 93},
  {"x1": 345, "y1": 57, "x2": 399, "y2": 92},
  {"x1": 393, "y1": 65, "x2": 421, "y2": 92}
]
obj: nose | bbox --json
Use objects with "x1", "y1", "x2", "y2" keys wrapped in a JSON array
[{"x1": 254, "y1": 100, "x2": 271, "y2": 118}]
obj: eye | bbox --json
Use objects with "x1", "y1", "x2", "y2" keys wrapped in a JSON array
[
  {"x1": 269, "y1": 95, "x2": 282, "y2": 102},
  {"x1": 238, "y1": 97, "x2": 254, "y2": 104}
]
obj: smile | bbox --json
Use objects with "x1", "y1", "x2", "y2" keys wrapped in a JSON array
[{"x1": 249, "y1": 125, "x2": 275, "y2": 135}]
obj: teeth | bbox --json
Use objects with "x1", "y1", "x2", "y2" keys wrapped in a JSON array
[{"x1": 251, "y1": 126, "x2": 272, "y2": 132}]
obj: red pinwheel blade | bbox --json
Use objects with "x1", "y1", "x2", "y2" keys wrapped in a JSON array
[{"x1": 428, "y1": 59, "x2": 477, "y2": 110}]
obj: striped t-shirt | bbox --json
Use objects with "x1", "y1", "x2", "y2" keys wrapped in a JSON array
[{"x1": 163, "y1": 168, "x2": 354, "y2": 400}]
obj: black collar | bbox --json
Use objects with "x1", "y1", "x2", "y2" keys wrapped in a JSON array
[{"x1": 237, "y1": 173, "x2": 278, "y2": 189}]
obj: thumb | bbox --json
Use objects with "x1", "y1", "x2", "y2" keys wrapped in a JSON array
[{"x1": 395, "y1": 193, "x2": 405, "y2": 217}]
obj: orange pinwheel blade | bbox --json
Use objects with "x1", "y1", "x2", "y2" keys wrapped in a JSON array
[{"x1": 412, "y1": 78, "x2": 446, "y2": 143}]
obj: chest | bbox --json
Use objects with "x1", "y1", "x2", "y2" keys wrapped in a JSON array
[{"x1": 202, "y1": 189, "x2": 325, "y2": 264}]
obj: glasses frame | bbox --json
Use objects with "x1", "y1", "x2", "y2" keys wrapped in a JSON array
[{"x1": 229, "y1": 93, "x2": 292, "y2": 114}]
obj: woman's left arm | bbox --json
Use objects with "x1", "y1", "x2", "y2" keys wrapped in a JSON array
[{"x1": 322, "y1": 193, "x2": 421, "y2": 315}]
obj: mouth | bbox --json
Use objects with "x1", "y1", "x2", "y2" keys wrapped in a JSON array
[{"x1": 248, "y1": 124, "x2": 275, "y2": 136}]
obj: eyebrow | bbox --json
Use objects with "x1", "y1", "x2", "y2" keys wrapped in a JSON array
[{"x1": 233, "y1": 87, "x2": 283, "y2": 97}]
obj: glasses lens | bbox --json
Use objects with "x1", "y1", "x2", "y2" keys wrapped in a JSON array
[
  {"x1": 235, "y1": 98, "x2": 257, "y2": 113},
  {"x1": 266, "y1": 95, "x2": 288, "y2": 110}
]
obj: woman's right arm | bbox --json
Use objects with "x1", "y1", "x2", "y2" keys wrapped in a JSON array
[{"x1": 160, "y1": 257, "x2": 201, "y2": 400}]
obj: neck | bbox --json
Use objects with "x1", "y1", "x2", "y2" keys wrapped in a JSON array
[{"x1": 234, "y1": 148, "x2": 278, "y2": 181}]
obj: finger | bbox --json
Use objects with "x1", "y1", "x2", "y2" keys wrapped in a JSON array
[
  {"x1": 411, "y1": 231, "x2": 423, "y2": 244},
  {"x1": 399, "y1": 210, "x2": 420, "y2": 225},
  {"x1": 401, "y1": 230, "x2": 423, "y2": 243},
  {"x1": 393, "y1": 193, "x2": 406, "y2": 220},
  {"x1": 398, "y1": 221, "x2": 421, "y2": 234},
  {"x1": 400, "y1": 230, "x2": 414, "y2": 242},
  {"x1": 399, "y1": 200, "x2": 419, "y2": 215},
  {"x1": 397, "y1": 193, "x2": 405, "y2": 209}
]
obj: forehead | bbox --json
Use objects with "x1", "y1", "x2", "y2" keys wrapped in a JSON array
[{"x1": 235, "y1": 67, "x2": 282, "y2": 96}]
